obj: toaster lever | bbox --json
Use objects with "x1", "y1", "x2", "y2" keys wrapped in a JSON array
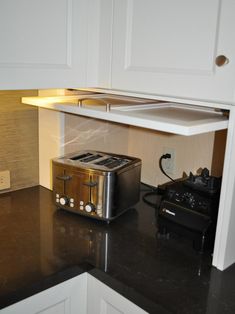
[
  {"x1": 83, "y1": 181, "x2": 98, "y2": 187},
  {"x1": 56, "y1": 175, "x2": 72, "y2": 181}
]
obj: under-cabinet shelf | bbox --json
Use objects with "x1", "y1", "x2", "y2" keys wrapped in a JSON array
[{"x1": 22, "y1": 92, "x2": 229, "y2": 136}]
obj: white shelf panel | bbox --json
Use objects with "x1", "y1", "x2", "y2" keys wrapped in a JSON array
[{"x1": 22, "y1": 96, "x2": 229, "y2": 136}]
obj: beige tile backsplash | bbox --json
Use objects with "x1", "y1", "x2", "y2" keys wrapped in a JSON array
[{"x1": 0, "y1": 90, "x2": 39, "y2": 193}]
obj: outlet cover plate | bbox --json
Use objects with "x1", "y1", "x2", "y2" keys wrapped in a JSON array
[{"x1": 162, "y1": 147, "x2": 176, "y2": 174}]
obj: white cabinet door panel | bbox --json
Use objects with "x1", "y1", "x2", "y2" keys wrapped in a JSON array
[
  {"x1": 106, "y1": 0, "x2": 235, "y2": 103},
  {"x1": 1, "y1": 273, "x2": 87, "y2": 314},
  {"x1": 0, "y1": 0, "x2": 89, "y2": 89},
  {"x1": 87, "y1": 274, "x2": 147, "y2": 314},
  {"x1": 120, "y1": 0, "x2": 216, "y2": 73}
]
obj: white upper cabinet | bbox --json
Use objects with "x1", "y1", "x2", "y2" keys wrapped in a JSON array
[
  {"x1": 0, "y1": 0, "x2": 91, "y2": 90},
  {"x1": 2, "y1": 0, "x2": 235, "y2": 103},
  {"x1": 98, "y1": 0, "x2": 235, "y2": 103}
]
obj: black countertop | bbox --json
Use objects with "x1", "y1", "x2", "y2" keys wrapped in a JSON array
[{"x1": 0, "y1": 186, "x2": 235, "y2": 314}]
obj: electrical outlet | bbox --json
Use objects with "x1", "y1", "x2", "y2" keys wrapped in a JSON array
[
  {"x1": 162, "y1": 147, "x2": 176, "y2": 174},
  {"x1": 0, "y1": 170, "x2": 11, "y2": 190}
]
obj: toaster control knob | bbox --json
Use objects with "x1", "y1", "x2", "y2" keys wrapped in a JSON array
[
  {"x1": 59, "y1": 196, "x2": 68, "y2": 206},
  {"x1": 85, "y1": 203, "x2": 95, "y2": 213}
]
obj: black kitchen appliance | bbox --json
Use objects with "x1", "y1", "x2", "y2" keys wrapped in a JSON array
[{"x1": 158, "y1": 168, "x2": 221, "y2": 252}]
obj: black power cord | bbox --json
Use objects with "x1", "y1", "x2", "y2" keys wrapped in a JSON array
[
  {"x1": 142, "y1": 191, "x2": 162, "y2": 208},
  {"x1": 159, "y1": 153, "x2": 175, "y2": 183},
  {"x1": 142, "y1": 153, "x2": 176, "y2": 208}
]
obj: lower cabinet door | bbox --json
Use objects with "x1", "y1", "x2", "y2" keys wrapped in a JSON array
[
  {"x1": 2, "y1": 273, "x2": 148, "y2": 314},
  {"x1": 1, "y1": 273, "x2": 87, "y2": 314},
  {"x1": 87, "y1": 274, "x2": 147, "y2": 314}
]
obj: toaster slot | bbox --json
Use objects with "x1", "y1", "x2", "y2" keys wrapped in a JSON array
[
  {"x1": 95, "y1": 157, "x2": 130, "y2": 169},
  {"x1": 106, "y1": 160, "x2": 125, "y2": 169},
  {"x1": 70, "y1": 152, "x2": 92, "y2": 161},
  {"x1": 95, "y1": 157, "x2": 117, "y2": 166},
  {"x1": 80, "y1": 154, "x2": 103, "y2": 163}
]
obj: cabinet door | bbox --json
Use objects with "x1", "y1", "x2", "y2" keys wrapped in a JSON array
[
  {"x1": 87, "y1": 274, "x2": 147, "y2": 314},
  {"x1": 1, "y1": 274, "x2": 87, "y2": 314},
  {"x1": 0, "y1": 0, "x2": 90, "y2": 90},
  {"x1": 101, "y1": 0, "x2": 235, "y2": 103}
]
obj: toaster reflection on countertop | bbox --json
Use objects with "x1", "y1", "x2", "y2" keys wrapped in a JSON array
[{"x1": 52, "y1": 209, "x2": 138, "y2": 272}]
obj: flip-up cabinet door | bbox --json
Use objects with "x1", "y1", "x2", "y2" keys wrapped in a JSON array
[
  {"x1": 99, "y1": 0, "x2": 235, "y2": 103},
  {"x1": 0, "y1": 0, "x2": 91, "y2": 90}
]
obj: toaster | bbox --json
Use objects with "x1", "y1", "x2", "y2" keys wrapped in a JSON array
[{"x1": 52, "y1": 150, "x2": 141, "y2": 222}]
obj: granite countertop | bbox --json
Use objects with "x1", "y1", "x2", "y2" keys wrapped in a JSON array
[{"x1": 0, "y1": 185, "x2": 235, "y2": 314}]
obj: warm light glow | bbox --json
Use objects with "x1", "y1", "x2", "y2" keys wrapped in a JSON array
[{"x1": 22, "y1": 96, "x2": 79, "y2": 106}]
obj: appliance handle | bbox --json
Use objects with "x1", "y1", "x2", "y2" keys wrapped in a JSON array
[
  {"x1": 56, "y1": 175, "x2": 72, "y2": 181},
  {"x1": 78, "y1": 97, "x2": 111, "y2": 112},
  {"x1": 83, "y1": 181, "x2": 98, "y2": 187}
]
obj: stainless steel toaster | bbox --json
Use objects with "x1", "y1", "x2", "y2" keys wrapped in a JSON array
[{"x1": 52, "y1": 150, "x2": 141, "y2": 222}]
